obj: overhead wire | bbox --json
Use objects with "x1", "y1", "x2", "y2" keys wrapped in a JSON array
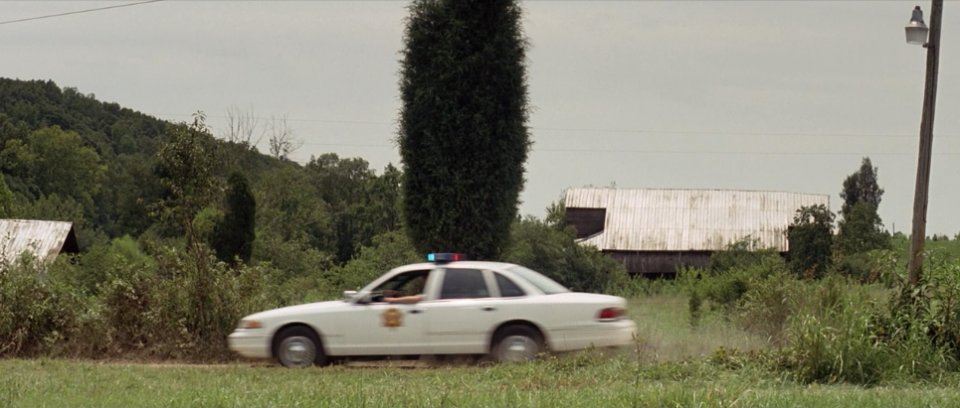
[
  {"x1": 5, "y1": 2, "x2": 957, "y2": 159},
  {"x1": 148, "y1": 112, "x2": 960, "y2": 156},
  {"x1": 0, "y1": 0, "x2": 163, "y2": 26},
  {"x1": 154, "y1": 112, "x2": 939, "y2": 139}
]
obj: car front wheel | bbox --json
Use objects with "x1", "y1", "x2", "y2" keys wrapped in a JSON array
[
  {"x1": 492, "y1": 325, "x2": 543, "y2": 363},
  {"x1": 275, "y1": 326, "x2": 326, "y2": 368}
]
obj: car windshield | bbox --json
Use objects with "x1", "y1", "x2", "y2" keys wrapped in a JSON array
[{"x1": 506, "y1": 266, "x2": 569, "y2": 294}]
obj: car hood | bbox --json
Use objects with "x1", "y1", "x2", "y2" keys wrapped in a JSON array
[{"x1": 245, "y1": 299, "x2": 355, "y2": 322}]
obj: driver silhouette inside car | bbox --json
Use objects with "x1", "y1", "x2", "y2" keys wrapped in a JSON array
[{"x1": 384, "y1": 275, "x2": 426, "y2": 304}]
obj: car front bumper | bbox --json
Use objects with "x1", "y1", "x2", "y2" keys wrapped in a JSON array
[{"x1": 227, "y1": 330, "x2": 271, "y2": 359}]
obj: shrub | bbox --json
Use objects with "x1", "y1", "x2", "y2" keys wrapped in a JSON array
[
  {"x1": 769, "y1": 279, "x2": 889, "y2": 385},
  {"x1": 708, "y1": 237, "x2": 782, "y2": 274},
  {"x1": 688, "y1": 288, "x2": 703, "y2": 328},
  {"x1": 251, "y1": 233, "x2": 333, "y2": 279},
  {"x1": 504, "y1": 217, "x2": 628, "y2": 294},
  {"x1": 787, "y1": 204, "x2": 834, "y2": 278},
  {"x1": 0, "y1": 256, "x2": 82, "y2": 356},
  {"x1": 785, "y1": 310, "x2": 886, "y2": 385},
  {"x1": 737, "y1": 271, "x2": 801, "y2": 344},
  {"x1": 99, "y1": 261, "x2": 155, "y2": 354},
  {"x1": 832, "y1": 249, "x2": 898, "y2": 284},
  {"x1": 698, "y1": 258, "x2": 787, "y2": 313},
  {"x1": 876, "y1": 261, "x2": 960, "y2": 374},
  {"x1": 92, "y1": 245, "x2": 285, "y2": 360},
  {"x1": 55, "y1": 235, "x2": 154, "y2": 295}
]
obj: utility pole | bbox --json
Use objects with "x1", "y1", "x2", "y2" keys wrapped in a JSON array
[{"x1": 907, "y1": 0, "x2": 943, "y2": 286}]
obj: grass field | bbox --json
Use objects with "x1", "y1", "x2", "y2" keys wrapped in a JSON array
[
  {"x1": 4, "y1": 358, "x2": 960, "y2": 408},
  {"x1": 4, "y1": 295, "x2": 960, "y2": 408}
]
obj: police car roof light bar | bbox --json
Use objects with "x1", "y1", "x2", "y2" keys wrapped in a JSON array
[{"x1": 427, "y1": 253, "x2": 464, "y2": 262}]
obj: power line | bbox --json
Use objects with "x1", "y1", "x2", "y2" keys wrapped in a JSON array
[
  {"x1": 150, "y1": 112, "x2": 960, "y2": 155},
  {"x1": 291, "y1": 141, "x2": 960, "y2": 157},
  {"x1": 0, "y1": 0, "x2": 163, "y2": 26},
  {"x1": 153, "y1": 112, "x2": 940, "y2": 140}
]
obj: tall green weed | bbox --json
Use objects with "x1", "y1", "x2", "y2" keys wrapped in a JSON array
[{"x1": 778, "y1": 282, "x2": 887, "y2": 385}]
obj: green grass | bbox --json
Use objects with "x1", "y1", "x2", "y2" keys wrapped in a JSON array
[
  {"x1": 630, "y1": 295, "x2": 769, "y2": 363},
  {"x1": 4, "y1": 294, "x2": 960, "y2": 407},
  {"x1": 3, "y1": 358, "x2": 960, "y2": 407}
]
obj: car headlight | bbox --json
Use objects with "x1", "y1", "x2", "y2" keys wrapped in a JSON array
[{"x1": 239, "y1": 320, "x2": 263, "y2": 329}]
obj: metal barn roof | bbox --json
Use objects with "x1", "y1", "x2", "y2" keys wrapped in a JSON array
[
  {"x1": 0, "y1": 219, "x2": 78, "y2": 265},
  {"x1": 564, "y1": 188, "x2": 830, "y2": 252}
]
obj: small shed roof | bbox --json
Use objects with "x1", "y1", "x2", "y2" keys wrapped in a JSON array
[
  {"x1": 564, "y1": 187, "x2": 829, "y2": 252},
  {"x1": 0, "y1": 219, "x2": 78, "y2": 265}
]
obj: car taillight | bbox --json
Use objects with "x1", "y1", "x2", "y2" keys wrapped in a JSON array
[{"x1": 597, "y1": 307, "x2": 625, "y2": 321}]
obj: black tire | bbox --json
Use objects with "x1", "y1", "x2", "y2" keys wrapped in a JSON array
[
  {"x1": 274, "y1": 326, "x2": 327, "y2": 368},
  {"x1": 491, "y1": 325, "x2": 544, "y2": 363}
]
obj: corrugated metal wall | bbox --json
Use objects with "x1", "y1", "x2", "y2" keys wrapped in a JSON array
[
  {"x1": 0, "y1": 219, "x2": 77, "y2": 265},
  {"x1": 565, "y1": 187, "x2": 829, "y2": 252}
]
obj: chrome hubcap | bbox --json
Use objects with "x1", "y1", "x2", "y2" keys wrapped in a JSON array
[
  {"x1": 279, "y1": 336, "x2": 316, "y2": 368},
  {"x1": 498, "y1": 335, "x2": 539, "y2": 362}
]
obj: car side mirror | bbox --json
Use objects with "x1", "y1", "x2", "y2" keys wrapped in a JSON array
[{"x1": 344, "y1": 290, "x2": 373, "y2": 304}]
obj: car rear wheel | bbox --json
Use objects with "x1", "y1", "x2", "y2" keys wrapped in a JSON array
[
  {"x1": 492, "y1": 325, "x2": 543, "y2": 363},
  {"x1": 275, "y1": 326, "x2": 326, "y2": 368}
]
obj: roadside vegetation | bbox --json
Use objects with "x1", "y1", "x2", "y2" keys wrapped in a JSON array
[
  {"x1": 4, "y1": 1, "x2": 960, "y2": 405},
  {"x1": 5, "y1": 272, "x2": 960, "y2": 408}
]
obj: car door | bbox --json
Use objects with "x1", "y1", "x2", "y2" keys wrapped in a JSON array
[
  {"x1": 420, "y1": 268, "x2": 503, "y2": 354},
  {"x1": 331, "y1": 269, "x2": 434, "y2": 355}
]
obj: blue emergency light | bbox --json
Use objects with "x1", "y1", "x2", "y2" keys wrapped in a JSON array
[{"x1": 427, "y1": 253, "x2": 465, "y2": 262}]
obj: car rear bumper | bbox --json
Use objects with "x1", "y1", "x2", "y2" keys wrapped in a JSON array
[
  {"x1": 548, "y1": 320, "x2": 637, "y2": 351},
  {"x1": 228, "y1": 330, "x2": 271, "y2": 359}
]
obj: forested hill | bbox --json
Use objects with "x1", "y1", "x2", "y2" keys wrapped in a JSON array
[
  {"x1": 0, "y1": 77, "x2": 403, "y2": 269},
  {"x1": 0, "y1": 78, "x2": 168, "y2": 159}
]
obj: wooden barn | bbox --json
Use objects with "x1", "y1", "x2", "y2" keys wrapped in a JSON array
[
  {"x1": 564, "y1": 188, "x2": 830, "y2": 276},
  {"x1": 0, "y1": 219, "x2": 79, "y2": 267}
]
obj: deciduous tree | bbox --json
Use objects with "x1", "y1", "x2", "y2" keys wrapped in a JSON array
[
  {"x1": 840, "y1": 157, "x2": 883, "y2": 219},
  {"x1": 1, "y1": 126, "x2": 104, "y2": 215},
  {"x1": 0, "y1": 175, "x2": 16, "y2": 218},
  {"x1": 153, "y1": 113, "x2": 222, "y2": 250},
  {"x1": 836, "y1": 157, "x2": 889, "y2": 255},
  {"x1": 787, "y1": 204, "x2": 834, "y2": 278}
]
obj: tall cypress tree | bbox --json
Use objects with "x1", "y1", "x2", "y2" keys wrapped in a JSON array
[
  {"x1": 212, "y1": 172, "x2": 256, "y2": 264},
  {"x1": 398, "y1": 0, "x2": 530, "y2": 260}
]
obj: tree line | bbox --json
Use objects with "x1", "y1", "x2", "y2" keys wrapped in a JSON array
[
  {"x1": 787, "y1": 157, "x2": 893, "y2": 280},
  {"x1": 0, "y1": 78, "x2": 408, "y2": 274}
]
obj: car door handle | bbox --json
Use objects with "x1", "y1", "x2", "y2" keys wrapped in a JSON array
[
  {"x1": 409, "y1": 309, "x2": 423, "y2": 314},
  {"x1": 482, "y1": 306, "x2": 496, "y2": 312}
]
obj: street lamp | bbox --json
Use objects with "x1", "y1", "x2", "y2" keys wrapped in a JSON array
[
  {"x1": 905, "y1": 6, "x2": 929, "y2": 45},
  {"x1": 905, "y1": 1, "x2": 944, "y2": 287}
]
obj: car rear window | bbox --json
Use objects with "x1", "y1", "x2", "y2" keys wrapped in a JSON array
[{"x1": 505, "y1": 266, "x2": 569, "y2": 294}]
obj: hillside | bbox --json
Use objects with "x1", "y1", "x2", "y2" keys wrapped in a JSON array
[{"x1": 0, "y1": 77, "x2": 401, "y2": 267}]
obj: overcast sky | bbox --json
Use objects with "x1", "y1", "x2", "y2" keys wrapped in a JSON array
[{"x1": 2, "y1": 1, "x2": 958, "y2": 235}]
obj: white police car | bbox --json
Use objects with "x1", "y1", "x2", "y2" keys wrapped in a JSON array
[{"x1": 228, "y1": 254, "x2": 637, "y2": 367}]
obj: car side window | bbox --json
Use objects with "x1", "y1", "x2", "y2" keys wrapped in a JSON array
[
  {"x1": 495, "y1": 273, "x2": 525, "y2": 297},
  {"x1": 439, "y1": 269, "x2": 489, "y2": 299},
  {"x1": 371, "y1": 270, "x2": 430, "y2": 302}
]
